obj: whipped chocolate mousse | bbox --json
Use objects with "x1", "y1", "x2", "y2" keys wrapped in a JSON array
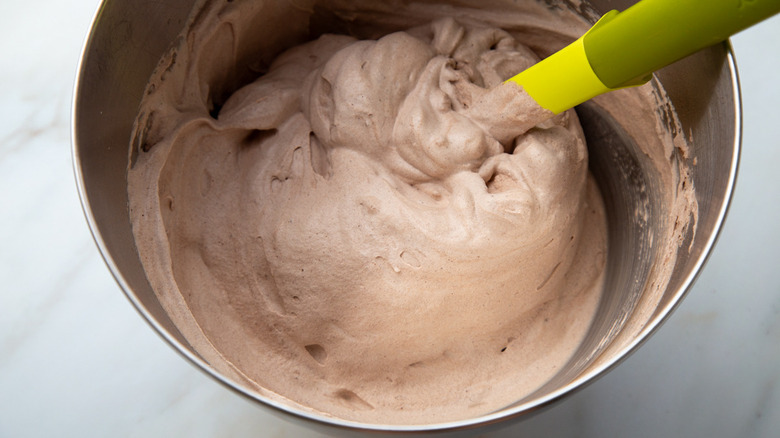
[{"x1": 128, "y1": 0, "x2": 695, "y2": 424}]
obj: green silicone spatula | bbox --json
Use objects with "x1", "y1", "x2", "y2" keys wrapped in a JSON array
[{"x1": 506, "y1": 0, "x2": 780, "y2": 115}]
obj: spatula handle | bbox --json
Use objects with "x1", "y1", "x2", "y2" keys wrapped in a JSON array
[
  {"x1": 586, "y1": 0, "x2": 780, "y2": 88},
  {"x1": 505, "y1": 0, "x2": 780, "y2": 114}
]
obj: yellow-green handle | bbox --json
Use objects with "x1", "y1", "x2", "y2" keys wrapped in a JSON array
[{"x1": 506, "y1": 0, "x2": 780, "y2": 114}]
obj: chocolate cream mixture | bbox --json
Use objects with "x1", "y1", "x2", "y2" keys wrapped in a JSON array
[{"x1": 128, "y1": 0, "x2": 695, "y2": 424}]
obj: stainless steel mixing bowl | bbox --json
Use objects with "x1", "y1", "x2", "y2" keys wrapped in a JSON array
[{"x1": 72, "y1": 0, "x2": 739, "y2": 434}]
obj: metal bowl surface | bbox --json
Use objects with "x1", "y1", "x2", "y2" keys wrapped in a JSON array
[{"x1": 72, "y1": 0, "x2": 740, "y2": 434}]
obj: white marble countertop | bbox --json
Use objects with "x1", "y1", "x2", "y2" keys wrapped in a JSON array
[{"x1": 2, "y1": 1, "x2": 778, "y2": 436}]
